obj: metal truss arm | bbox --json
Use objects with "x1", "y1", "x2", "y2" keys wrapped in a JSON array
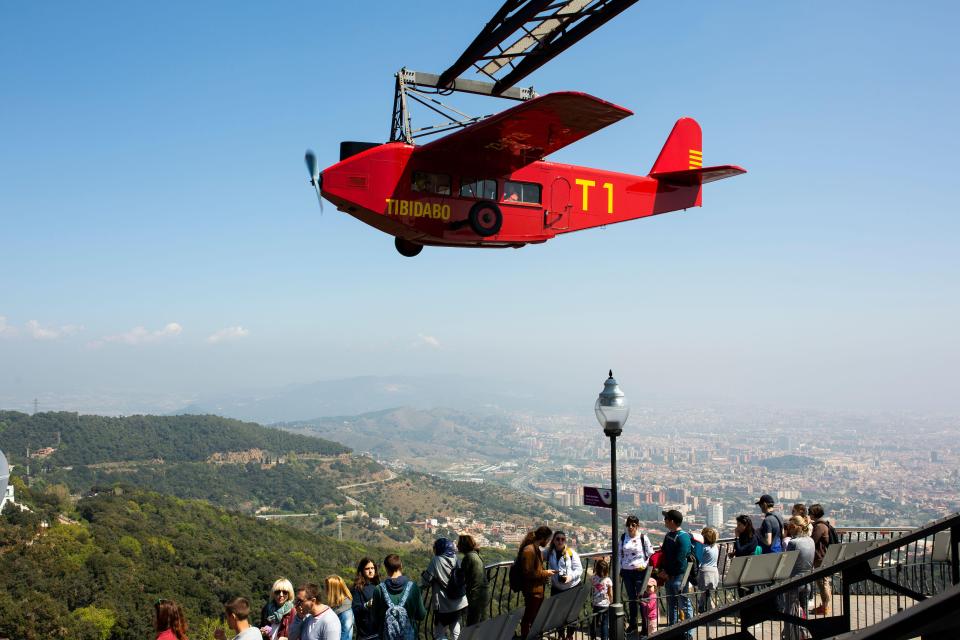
[{"x1": 493, "y1": 0, "x2": 639, "y2": 93}]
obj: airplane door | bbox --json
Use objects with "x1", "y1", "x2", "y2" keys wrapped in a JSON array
[{"x1": 546, "y1": 177, "x2": 571, "y2": 231}]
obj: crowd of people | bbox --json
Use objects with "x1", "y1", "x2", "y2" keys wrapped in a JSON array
[
  {"x1": 599, "y1": 496, "x2": 837, "y2": 640},
  {"x1": 151, "y1": 534, "x2": 489, "y2": 640},
  {"x1": 151, "y1": 499, "x2": 837, "y2": 640}
]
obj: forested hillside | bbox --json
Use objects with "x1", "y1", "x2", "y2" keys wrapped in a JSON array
[
  {"x1": 0, "y1": 411, "x2": 349, "y2": 465},
  {"x1": 0, "y1": 484, "x2": 430, "y2": 640}
]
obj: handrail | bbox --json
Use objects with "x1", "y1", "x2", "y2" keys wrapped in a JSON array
[{"x1": 652, "y1": 511, "x2": 960, "y2": 639}]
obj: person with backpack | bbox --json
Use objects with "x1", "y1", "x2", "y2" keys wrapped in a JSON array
[
  {"x1": 809, "y1": 503, "x2": 838, "y2": 615},
  {"x1": 371, "y1": 554, "x2": 426, "y2": 640},
  {"x1": 421, "y1": 538, "x2": 468, "y2": 640},
  {"x1": 756, "y1": 494, "x2": 785, "y2": 554},
  {"x1": 661, "y1": 509, "x2": 694, "y2": 640},
  {"x1": 619, "y1": 514, "x2": 654, "y2": 636},
  {"x1": 547, "y1": 531, "x2": 582, "y2": 640},
  {"x1": 456, "y1": 534, "x2": 489, "y2": 627},
  {"x1": 547, "y1": 531, "x2": 583, "y2": 593},
  {"x1": 514, "y1": 525, "x2": 556, "y2": 639}
]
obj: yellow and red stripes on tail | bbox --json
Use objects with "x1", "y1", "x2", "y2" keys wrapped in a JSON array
[{"x1": 650, "y1": 117, "x2": 703, "y2": 175}]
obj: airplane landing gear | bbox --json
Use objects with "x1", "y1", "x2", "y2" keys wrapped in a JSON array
[{"x1": 394, "y1": 236, "x2": 423, "y2": 257}]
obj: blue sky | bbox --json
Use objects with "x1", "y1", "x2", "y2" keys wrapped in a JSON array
[{"x1": 1, "y1": 1, "x2": 958, "y2": 414}]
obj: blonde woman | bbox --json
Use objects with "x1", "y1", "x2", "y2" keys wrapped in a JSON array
[
  {"x1": 783, "y1": 516, "x2": 816, "y2": 640},
  {"x1": 324, "y1": 575, "x2": 354, "y2": 640},
  {"x1": 259, "y1": 578, "x2": 297, "y2": 640}
]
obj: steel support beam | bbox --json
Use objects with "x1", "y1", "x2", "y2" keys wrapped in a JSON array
[
  {"x1": 437, "y1": 0, "x2": 554, "y2": 87},
  {"x1": 493, "y1": 0, "x2": 640, "y2": 94}
]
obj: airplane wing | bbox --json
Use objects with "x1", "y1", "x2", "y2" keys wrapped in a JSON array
[{"x1": 415, "y1": 91, "x2": 632, "y2": 175}]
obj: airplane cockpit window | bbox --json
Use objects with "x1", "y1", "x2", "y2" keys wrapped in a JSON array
[
  {"x1": 503, "y1": 181, "x2": 541, "y2": 204},
  {"x1": 459, "y1": 178, "x2": 497, "y2": 200},
  {"x1": 411, "y1": 171, "x2": 451, "y2": 195}
]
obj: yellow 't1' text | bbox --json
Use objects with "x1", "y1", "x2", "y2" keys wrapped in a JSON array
[{"x1": 575, "y1": 179, "x2": 614, "y2": 213}]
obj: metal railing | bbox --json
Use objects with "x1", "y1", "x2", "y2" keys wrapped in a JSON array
[
  {"x1": 415, "y1": 524, "x2": 949, "y2": 639},
  {"x1": 650, "y1": 513, "x2": 960, "y2": 639}
]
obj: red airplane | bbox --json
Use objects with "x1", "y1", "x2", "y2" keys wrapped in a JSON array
[{"x1": 305, "y1": 92, "x2": 745, "y2": 257}]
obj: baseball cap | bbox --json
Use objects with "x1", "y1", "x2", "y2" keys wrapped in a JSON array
[
  {"x1": 755, "y1": 494, "x2": 775, "y2": 506},
  {"x1": 662, "y1": 509, "x2": 684, "y2": 524}
]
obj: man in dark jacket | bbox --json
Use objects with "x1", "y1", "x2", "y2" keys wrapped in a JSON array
[{"x1": 661, "y1": 509, "x2": 694, "y2": 640}]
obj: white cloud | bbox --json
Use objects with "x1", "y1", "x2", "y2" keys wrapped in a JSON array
[
  {"x1": 415, "y1": 333, "x2": 441, "y2": 349},
  {"x1": 0, "y1": 316, "x2": 17, "y2": 338},
  {"x1": 207, "y1": 326, "x2": 249, "y2": 344},
  {"x1": 99, "y1": 322, "x2": 183, "y2": 346},
  {"x1": 26, "y1": 320, "x2": 82, "y2": 340}
]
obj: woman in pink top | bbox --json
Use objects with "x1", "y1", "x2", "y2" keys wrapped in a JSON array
[{"x1": 154, "y1": 599, "x2": 189, "y2": 640}]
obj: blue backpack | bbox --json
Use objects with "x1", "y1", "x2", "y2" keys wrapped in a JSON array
[
  {"x1": 764, "y1": 513, "x2": 785, "y2": 553},
  {"x1": 380, "y1": 581, "x2": 415, "y2": 640}
]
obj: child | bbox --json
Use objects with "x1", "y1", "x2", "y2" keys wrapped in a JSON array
[
  {"x1": 639, "y1": 577, "x2": 659, "y2": 635},
  {"x1": 590, "y1": 559, "x2": 613, "y2": 640},
  {"x1": 698, "y1": 527, "x2": 720, "y2": 613}
]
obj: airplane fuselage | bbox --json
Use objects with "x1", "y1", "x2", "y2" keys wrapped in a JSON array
[{"x1": 321, "y1": 142, "x2": 702, "y2": 249}]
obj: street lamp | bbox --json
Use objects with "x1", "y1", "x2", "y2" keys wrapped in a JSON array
[{"x1": 596, "y1": 370, "x2": 630, "y2": 640}]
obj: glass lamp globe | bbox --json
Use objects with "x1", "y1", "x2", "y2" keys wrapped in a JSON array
[{"x1": 595, "y1": 370, "x2": 629, "y2": 435}]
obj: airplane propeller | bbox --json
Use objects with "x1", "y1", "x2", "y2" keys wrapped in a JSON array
[{"x1": 304, "y1": 150, "x2": 323, "y2": 213}]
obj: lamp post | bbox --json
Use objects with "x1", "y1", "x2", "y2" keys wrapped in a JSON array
[{"x1": 596, "y1": 370, "x2": 630, "y2": 640}]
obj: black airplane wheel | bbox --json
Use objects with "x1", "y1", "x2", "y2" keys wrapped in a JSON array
[
  {"x1": 468, "y1": 201, "x2": 502, "y2": 237},
  {"x1": 394, "y1": 236, "x2": 423, "y2": 257}
]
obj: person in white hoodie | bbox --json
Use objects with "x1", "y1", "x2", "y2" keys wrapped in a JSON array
[
  {"x1": 547, "y1": 531, "x2": 583, "y2": 640},
  {"x1": 421, "y1": 538, "x2": 468, "y2": 640}
]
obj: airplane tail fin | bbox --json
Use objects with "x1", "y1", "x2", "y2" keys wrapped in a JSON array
[
  {"x1": 649, "y1": 117, "x2": 703, "y2": 175},
  {"x1": 647, "y1": 118, "x2": 746, "y2": 212},
  {"x1": 649, "y1": 117, "x2": 746, "y2": 189}
]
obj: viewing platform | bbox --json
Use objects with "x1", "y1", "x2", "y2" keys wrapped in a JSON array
[{"x1": 431, "y1": 514, "x2": 960, "y2": 640}]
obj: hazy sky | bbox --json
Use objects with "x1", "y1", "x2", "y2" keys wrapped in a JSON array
[{"x1": 1, "y1": 1, "x2": 958, "y2": 415}]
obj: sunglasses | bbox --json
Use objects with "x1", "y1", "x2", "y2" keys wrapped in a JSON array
[{"x1": 274, "y1": 590, "x2": 288, "y2": 596}]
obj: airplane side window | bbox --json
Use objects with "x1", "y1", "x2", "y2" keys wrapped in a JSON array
[
  {"x1": 460, "y1": 178, "x2": 497, "y2": 200},
  {"x1": 412, "y1": 171, "x2": 451, "y2": 196},
  {"x1": 504, "y1": 180, "x2": 542, "y2": 204}
]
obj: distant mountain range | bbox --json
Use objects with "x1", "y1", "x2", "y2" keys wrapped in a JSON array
[
  {"x1": 278, "y1": 406, "x2": 517, "y2": 466},
  {"x1": 175, "y1": 374, "x2": 550, "y2": 423}
]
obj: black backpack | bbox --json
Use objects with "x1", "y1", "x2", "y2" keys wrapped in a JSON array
[
  {"x1": 444, "y1": 562, "x2": 467, "y2": 599},
  {"x1": 508, "y1": 548, "x2": 525, "y2": 593},
  {"x1": 683, "y1": 532, "x2": 700, "y2": 584},
  {"x1": 821, "y1": 520, "x2": 840, "y2": 546}
]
